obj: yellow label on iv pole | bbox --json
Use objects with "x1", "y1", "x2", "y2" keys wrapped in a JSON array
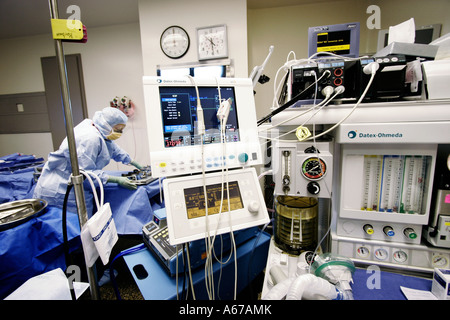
[
  {"x1": 51, "y1": 19, "x2": 84, "y2": 40},
  {"x1": 296, "y1": 126, "x2": 311, "y2": 141}
]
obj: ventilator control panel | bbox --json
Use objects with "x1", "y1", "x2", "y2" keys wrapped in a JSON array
[{"x1": 163, "y1": 167, "x2": 270, "y2": 245}]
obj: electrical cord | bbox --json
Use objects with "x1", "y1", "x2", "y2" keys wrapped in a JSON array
[
  {"x1": 109, "y1": 243, "x2": 146, "y2": 300},
  {"x1": 266, "y1": 50, "x2": 369, "y2": 122},
  {"x1": 217, "y1": 81, "x2": 238, "y2": 300},
  {"x1": 309, "y1": 199, "x2": 333, "y2": 275},
  {"x1": 181, "y1": 76, "x2": 241, "y2": 300},
  {"x1": 270, "y1": 50, "x2": 364, "y2": 112},
  {"x1": 302, "y1": 62, "x2": 378, "y2": 142},
  {"x1": 185, "y1": 244, "x2": 196, "y2": 300},
  {"x1": 186, "y1": 75, "x2": 216, "y2": 300},
  {"x1": 259, "y1": 84, "x2": 332, "y2": 134},
  {"x1": 62, "y1": 182, "x2": 76, "y2": 300},
  {"x1": 265, "y1": 51, "x2": 379, "y2": 144},
  {"x1": 259, "y1": 86, "x2": 338, "y2": 147},
  {"x1": 266, "y1": 64, "x2": 377, "y2": 145},
  {"x1": 258, "y1": 70, "x2": 331, "y2": 126}
]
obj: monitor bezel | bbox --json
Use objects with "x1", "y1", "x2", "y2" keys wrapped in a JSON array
[{"x1": 143, "y1": 76, "x2": 262, "y2": 177}]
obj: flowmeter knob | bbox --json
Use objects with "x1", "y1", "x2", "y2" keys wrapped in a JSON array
[
  {"x1": 404, "y1": 228, "x2": 417, "y2": 239},
  {"x1": 383, "y1": 226, "x2": 395, "y2": 237},
  {"x1": 307, "y1": 181, "x2": 320, "y2": 195},
  {"x1": 363, "y1": 224, "x2": 374, "y2": 235}
]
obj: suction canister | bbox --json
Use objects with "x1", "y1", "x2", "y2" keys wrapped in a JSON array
[{"x1": 274, "y1": 196, "x2": 318, "y2": 255}]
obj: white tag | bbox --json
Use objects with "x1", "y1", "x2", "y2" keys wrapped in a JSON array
[{"x1": 86, "y1": 203, "x2": 118, "y2": 265}]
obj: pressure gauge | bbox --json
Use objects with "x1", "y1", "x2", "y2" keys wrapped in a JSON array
[
  {"x1": 356, "y1": 246, "x2": 370, "y2": 258},
  {"x1": 374, "y1": 248, "x2": 388, "y2": 261},
  {"x1": 432, "y1": 254, "x2": 449, "y2": 268},
  {"x1": 393, "y1": 250, "x2": 408, "y2": 263},
  {"x1": 301, "y1": 157, "x2": 327, "y2": 180},
  {"x1": 160, "y1": 26, "x2": 190, "y2": 59}
]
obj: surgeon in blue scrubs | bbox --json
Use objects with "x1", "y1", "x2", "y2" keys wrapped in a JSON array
[{"x1": 33, "y1": 107, "x2": 142, "y2": 216}]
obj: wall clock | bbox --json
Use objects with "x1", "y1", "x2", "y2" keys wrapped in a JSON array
[
  {"x1": 196, "y1": 24, "x2": 228, "y2": 61},
  {"x1": 160, "y1": 26, "x2": 190, "y2": 59}
]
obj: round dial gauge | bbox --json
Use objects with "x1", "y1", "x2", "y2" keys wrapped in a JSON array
[
  {"x1": 301, "y1": 157, "x2": 327, "y2": 180},
  {"x1": 432, "y1": 254, "x2": 449, "y2": 267},
  {"x1": 374, "y1": 248, "x2": 388, "y2": 261},
  {"x1": 393, "y1": 250, "x2": 408, "y2": 263},
  {"x1": 356, "y1": 246, "x2": 370, "y2": 258},
  {"x1": 160, "y1": 26, "x2": 190, "y2": 59}
]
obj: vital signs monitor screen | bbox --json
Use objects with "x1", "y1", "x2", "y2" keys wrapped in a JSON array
[
  {"x1": 159, "y1": 86, "x2": 240, "y2": 148},
  {"x1": 316, "y1": 30, "x2": 351, "y2": 55}
]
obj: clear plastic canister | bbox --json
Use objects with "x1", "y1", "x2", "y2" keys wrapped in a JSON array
[{"x1": 274, "y1": 196, "x2": 318, "y2": 255}]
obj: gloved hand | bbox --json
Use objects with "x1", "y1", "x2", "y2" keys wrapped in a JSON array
[
  {"x1": 130, "y1": 159, "x2": 143, "y2": 170},
  {"x1": 107, "y1": 175, "x2": 137, "y2": 190}
]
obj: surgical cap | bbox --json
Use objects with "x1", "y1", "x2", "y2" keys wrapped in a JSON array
[{"x1": 93, "y1": 107, "x2": 128, "y2": 137}]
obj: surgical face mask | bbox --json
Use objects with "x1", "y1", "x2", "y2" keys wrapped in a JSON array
[
  {"x1": 105, "y1": 123, "x2": 125, "y2": 140},
  {"x1": 106, "y1": 131, "x2": 122, "y2": 140}
]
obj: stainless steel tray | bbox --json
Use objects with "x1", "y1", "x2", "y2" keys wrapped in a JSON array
[{"x1": 0, "y1": 199, "x2": 48, "y2": 231}]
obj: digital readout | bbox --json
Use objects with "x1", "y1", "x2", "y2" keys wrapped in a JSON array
[{"x1": 184, "y1": 181, "x2": 243, "y2": 219}]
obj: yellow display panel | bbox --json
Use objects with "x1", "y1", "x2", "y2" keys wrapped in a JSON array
[{"x1": 184, "y1": 181, "x2": 243, "y2": 219}]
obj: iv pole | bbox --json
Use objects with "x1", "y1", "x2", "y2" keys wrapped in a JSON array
[{"x1": 48, "y1": 0, "x2": 100, "y2": 300}]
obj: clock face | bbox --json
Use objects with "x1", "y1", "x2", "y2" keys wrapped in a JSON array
[
  {"x1": 197, "y1": 25, "x2": 228, "y2": 60},
  {"x1": 160, "y1": 26, "x2": 190, "y2": 59}
]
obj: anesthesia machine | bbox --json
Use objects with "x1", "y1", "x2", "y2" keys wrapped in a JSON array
[{"x1": 260, "y1": 20, "x2": 450, "y2": 300}]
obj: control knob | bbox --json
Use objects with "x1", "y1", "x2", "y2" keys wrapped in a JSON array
[
  {"x1": 248, "y1": 200, "x2": 260, "y2": 214},
  {"x1": 363, "y1": 224, "x2": 374, "y2": 235},
  {"x1": 404, "y1": 228, "x2": 417, "y2": 240},
  {"x1": 307, "y1": 181, "x2": 320, "y2": 195},
  {"x1": 383, "y1": 226, "x2": 395, "y2": 237}
]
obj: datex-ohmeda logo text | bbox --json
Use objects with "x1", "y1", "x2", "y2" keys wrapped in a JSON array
[{"x1": 348, "y1": 130, "x2": 404, "y2": 139}]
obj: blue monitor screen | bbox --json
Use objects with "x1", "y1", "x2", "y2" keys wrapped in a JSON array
[{"x1": 159, "y1": 86, "x2": 239, "y2": 148}]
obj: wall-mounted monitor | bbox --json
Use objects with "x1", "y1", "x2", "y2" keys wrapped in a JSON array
[
  {"x1": 143, "y1": 76, "x2": 262, "y2": 177},
  {"x1": 308, "y1": 22, "x2": 360, "y2": 58}
]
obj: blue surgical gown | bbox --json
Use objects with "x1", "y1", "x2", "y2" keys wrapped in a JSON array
[{"x1": 33, "y1": 119, "x2": 131, "y2": 215}]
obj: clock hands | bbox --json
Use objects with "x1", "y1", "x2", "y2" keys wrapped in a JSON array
[
  {"x1": 172, "y1": 28, "x2": 176, "y2": 47},
  {"x1": 206, "y1": 36, "x2": 216, "y2": 47}
]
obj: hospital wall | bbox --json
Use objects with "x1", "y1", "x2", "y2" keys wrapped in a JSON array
[
  {"x1": 138, "y1": 0, "x2": 249, "y2": 77},
  {"x1": 0, "y1": 23, "x2": 148, "y2": 171}
]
